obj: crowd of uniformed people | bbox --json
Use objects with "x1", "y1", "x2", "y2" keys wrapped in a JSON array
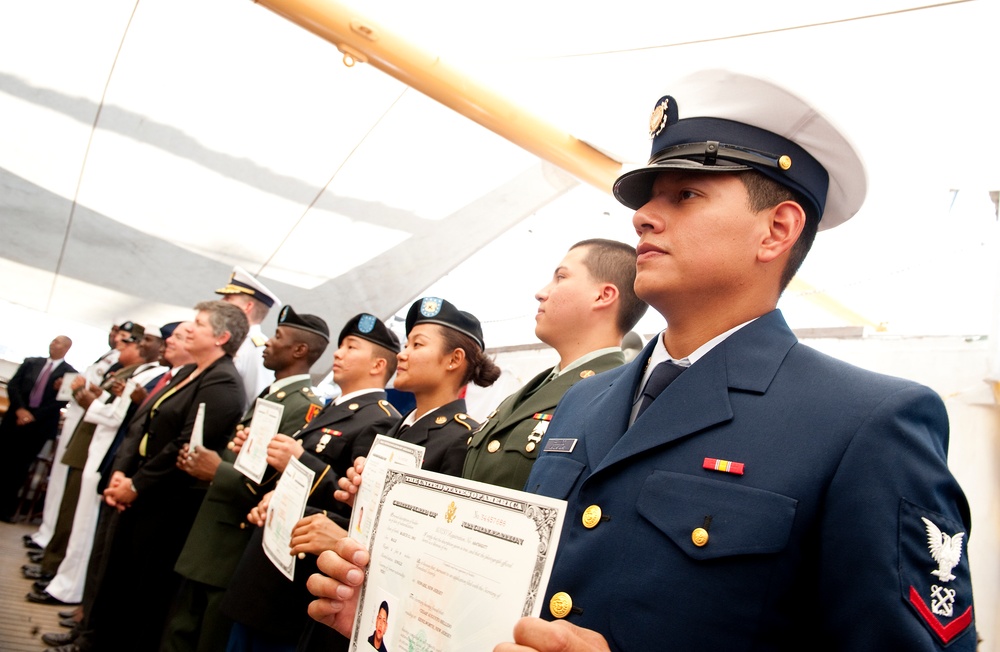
[{"x1": 4, "y1": 70, "x2": 979, "y2": 651}]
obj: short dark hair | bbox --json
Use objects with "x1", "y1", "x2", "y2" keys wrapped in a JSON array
[
  {"x1": 739, "y1": 171, "x2": 818, "y2": 292},
  {"x1": 571, "y1": 239, "x2": 648, "y2": 334},
  {"x1": 379, "y1": 600, "x2": 389, "y2": 618},
  {"x1": 371, "y1": 342, "x2": 399, "y2": 384},
  {"x1": 194, "y1": 300, "x2": 250, "y2": 357},
  {"x1": 437, "y1": 326, "x2": 501, "y2": 388},
  {"x1": 285, "y1": 327, "x2": 329, "y2": 366}
]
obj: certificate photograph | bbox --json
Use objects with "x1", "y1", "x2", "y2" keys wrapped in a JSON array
[
  {"x1": 233, "y1": 398, "x2": 285, "y2": 482},
  {"x1": 349, "y1": 467, "x2": 566, "y2": 652}
]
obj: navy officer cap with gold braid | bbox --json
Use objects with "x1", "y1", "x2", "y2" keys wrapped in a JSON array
[
  {"x1": 613, "y1": 70, "x2": 867, "y2": 230},
  {"x1": 215, "y1": 265, "x2": 281, "y2": 308},
  {"x1": 405, "y1": 297, "x2": 485, "y2": 351},
  {"x1": 339, "y1": 313, "x2": 400, "y2": 352},
  {"x1": 278, "y1": 305, "x2": 330, "y2": 342}
]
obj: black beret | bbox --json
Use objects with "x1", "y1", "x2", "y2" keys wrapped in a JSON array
[
  {"x1": 277, "y1": 305, "x2": 330, "y2": 342},
  {"x1": 405, "y1": 297, "x2": 484, "y2": 350},
  {"x1": 339, "y1": 313, "x2": 400, "y2": 352}
]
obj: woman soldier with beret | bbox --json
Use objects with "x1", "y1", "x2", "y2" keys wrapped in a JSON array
[{"x1": 383, "y1": 296, "x2": 500, "y2": 476}]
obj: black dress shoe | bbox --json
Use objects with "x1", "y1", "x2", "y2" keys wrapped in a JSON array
[
  {"x1": 34, "y1": 578, "x2": 52, "y2": 591},
  {"x1": 43, "y1": 629, "x2": 79, "y2": 646},
  {"x1": 28, "y1": 550, "x2": 44, "y2": 563},
  {"x1": 59, "y1": 617, "x2": 78, "y2": 628},
  {"x1": 23, "y1": 565, "x2": 54, "y2": 581},
  {"x1": 26, "y1": 589, "x2": 75, "y2": 605},
  {"x1": 57, "y1": 608, "x2": 78, "y2": 619},
  {"x1": 22, "y1": 534, "x2": 43, "y2": 549},
  {"x1": 43, "y1": 645, "x2": 80, "y2": 652}
]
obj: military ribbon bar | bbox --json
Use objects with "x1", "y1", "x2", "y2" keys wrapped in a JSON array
[
  {"x1": 703, "y1": 457, "x2": 745, "y2": 475},
  {"x1": 532, "y1": 413, "x2": 553, "y2": 421}
]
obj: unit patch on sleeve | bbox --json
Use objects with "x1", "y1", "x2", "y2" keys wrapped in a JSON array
[{"x1": 899, "y1": 499, "x2": 974, "y2": 645}]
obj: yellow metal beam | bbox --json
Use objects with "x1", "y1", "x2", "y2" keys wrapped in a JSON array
[
  {"x1": 253, "y1": 0, "x2": 623, "y2": 192},
  {"x1": 786, "y1": 277, "x2": 883, "y2": 330},
  {"x1": 257, "y1": 0, "x2": 884, "y2": 331}
]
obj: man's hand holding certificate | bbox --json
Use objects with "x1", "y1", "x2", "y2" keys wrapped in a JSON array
[{"x1": 309, "y1": 464, "x2": 566, "y2": 652}]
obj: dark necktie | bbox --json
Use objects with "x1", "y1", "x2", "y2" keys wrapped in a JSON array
[
  {"x1": 636, "y1": 361, "x2": 686, "y2": 417},
  {"x1": 29, "y1": 361, "x2": 54, "y2": 408}
]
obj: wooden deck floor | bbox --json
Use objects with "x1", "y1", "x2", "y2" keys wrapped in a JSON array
[{"x1": 0, "y1": 521, "x2": 66, "y2": 651}]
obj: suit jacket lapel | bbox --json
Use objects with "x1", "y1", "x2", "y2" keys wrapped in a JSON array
[{"x1": 589, "y1": 310, "x2": 798, "y2": 474}]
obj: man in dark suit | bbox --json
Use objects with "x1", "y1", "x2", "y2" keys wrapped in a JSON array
[
  {"x1": 463, "y1": 238, "x2": 647, "y2": 490},
  {"x1": 309, "y1": 71, "x2": 977, "y2": 651},
  {"x1": 0, "y1": 335, "x2": 76, "y2": 521}
]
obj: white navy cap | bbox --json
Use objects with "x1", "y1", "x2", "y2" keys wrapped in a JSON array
[
  {"x1": 613, "y1": 70, "x2": 867, "y2": 230},
  {"x1": 215, "y1": 266, "x2": 281, "y2": 308}
]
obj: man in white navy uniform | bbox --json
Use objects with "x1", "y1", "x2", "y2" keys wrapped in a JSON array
[
  {"x1": 215, "y1": 265, "x2": 281, "y2": 411},
  {"x1": 305, "y1": 70, "x2": 977, "y2": 652}
]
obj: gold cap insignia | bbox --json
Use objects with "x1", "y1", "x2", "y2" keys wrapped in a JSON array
[
  {"x1": 435, "y1": 416, "x2": 447, "y2": 425},
  {"x1": 649, "y1": 98, "x2": 670, "y2": 138}
]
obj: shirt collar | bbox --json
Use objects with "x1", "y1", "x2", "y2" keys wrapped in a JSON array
[
  {"x1": 270, "y1": 373, "x2": 311, "y2": 394},
  {"x1": 552, "y1": 347, "x2": 622, "y2": 378}
]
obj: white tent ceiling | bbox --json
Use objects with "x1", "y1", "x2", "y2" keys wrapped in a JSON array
[{"x1": 1, "y1": 0, "x2": 998, "y2": 366}]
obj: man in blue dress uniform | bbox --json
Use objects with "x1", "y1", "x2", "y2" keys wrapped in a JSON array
[{"x1": 305, "y1": 70, "x2": 977, "y2": 651}]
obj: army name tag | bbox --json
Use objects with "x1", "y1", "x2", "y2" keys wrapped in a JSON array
[{"x1": 543, "y1": 438, "x2": 577, "y2": 453}]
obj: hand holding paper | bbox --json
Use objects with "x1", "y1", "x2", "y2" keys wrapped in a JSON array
[{"x1": 307, "y1": 538, "x2": 370, "y2": 637}]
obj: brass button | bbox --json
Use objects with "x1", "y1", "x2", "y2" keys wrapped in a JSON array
[
  {"x1": 239, "y1": 522, "x2": 246, "y2": 530},
  {"x1": 525, "y1": 441, "x2": 536, "y2": 453},
  {"x1": 691, "y1": 527, "x2": 709, "y2": 547},
  {"x1": 487, "y1": 440, "x2": 501, "y2": 453},
  {"x1": 276, "y1": 391, "x2": 286, "y2": 399},
  {"x1": 435, "y1": 416, "x2": 447, "y2": 425},
  {"x1": 549, "y1": 592, "x2": 572, "y2": 619},
  {"x1": 348, "y1": 403, "x2": 359, "y2": 410},
  {"x1": 778, "y1": 155, "x2": 792, "y2": 170},
  {"x1": 581, "y1": 505, "x2": 602, "y2": 529}
]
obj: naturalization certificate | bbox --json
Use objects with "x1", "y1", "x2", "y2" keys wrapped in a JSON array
[
  {"x1": 263, "y1": 456, "x2": 315, "y2": 580},
  {"x1": 234, "y1": 398, "x2": 285, "y2": 483},
  {"x1": 349, "y1": 467, "x2": 566, "y2": 652}
]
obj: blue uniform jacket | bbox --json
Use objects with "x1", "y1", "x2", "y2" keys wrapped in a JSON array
[{"x1": 526, "y1": 310, "x2": 975, "y2": 651}]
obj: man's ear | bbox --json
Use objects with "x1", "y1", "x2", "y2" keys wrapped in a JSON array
[{"x1": 758, "y1": 200, "x2": 806, "y2": 264}]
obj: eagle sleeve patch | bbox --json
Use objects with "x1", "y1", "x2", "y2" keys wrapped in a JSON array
[{"x1": 899, "y1": 498, "x2": 974, "y2": 645}]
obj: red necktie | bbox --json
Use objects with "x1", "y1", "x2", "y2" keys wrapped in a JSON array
[{"x1": 140, "y1": 369, "x2": 173, "y2": 409}]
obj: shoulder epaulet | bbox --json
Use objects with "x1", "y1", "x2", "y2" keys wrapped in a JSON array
[
  {"x1": 378, "y1": 399, "x2": 398, "y2": 417},
  {"x1": 251, "y1": 334, "x2": 267, "y2": 347},
  {"x1": 300, "y1": 386, "x2": 316, "y2": 398},
  {"x1": 454, "y1": 412, "x2": 474, "y2": 431}
]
